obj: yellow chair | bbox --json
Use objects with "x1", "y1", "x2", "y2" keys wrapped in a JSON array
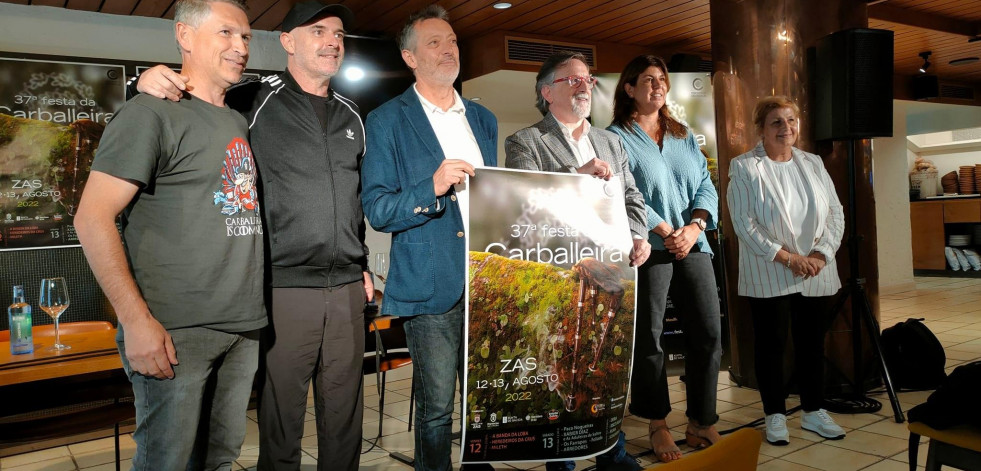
[
  {"x1": 907, "y1": 421, "x2": 981, "y2": 471},
  {"x1": 643, "y1": 428, "x2": 762, "y2": 471}
]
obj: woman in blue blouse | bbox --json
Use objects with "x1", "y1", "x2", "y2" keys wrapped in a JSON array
[{"x1": 608, "y1": 55, "x2": 722, "y2": 463}]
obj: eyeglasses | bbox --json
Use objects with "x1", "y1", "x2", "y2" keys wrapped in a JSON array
[{"x1": 552, "y1": 75, "x2": 598, "y2": 89}]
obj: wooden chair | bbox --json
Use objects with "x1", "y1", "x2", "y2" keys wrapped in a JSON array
[
  {"x1": 908, "y1": 421, "x2": 981, "y2": 471},
  {"x1": 0, "y1": 321, "x2": 132, "y2": 471},
  {"x1": 642, "y1": 428, "x2": 762, "y2": 471},
  {"x1": 362, "y1": 314, "x2": 414, "y2": 453}
]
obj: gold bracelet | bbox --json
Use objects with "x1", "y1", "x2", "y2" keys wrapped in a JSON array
[{"x1": 785, "y1": 256, "x2": 792, "y2": 268}]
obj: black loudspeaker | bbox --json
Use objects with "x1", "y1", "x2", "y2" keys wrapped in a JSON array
[
  {"x1": 912, "y1": 75, "x2": 939, "y2": 100},
  {"x1": 814, "y1": 28, "x2": 894, "y2": 140}
]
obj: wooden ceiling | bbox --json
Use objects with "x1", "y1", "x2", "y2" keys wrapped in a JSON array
[
  {"x1": 5, "y1": 0, "x2": 980, "y2": 84},
  {"x1": 869, "y1": 0, "x2": 981, "y2": 84}
]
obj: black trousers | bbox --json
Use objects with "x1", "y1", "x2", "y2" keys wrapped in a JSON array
[
  {"x1": 629, "y1": 250, "x2": 722, "y2": 426},
  {"x1": 257, "y1": 283, "x2": 366, "y2": 471},
  {"x1": 747, "y1": 293, "x2": 832, "y2": 416}
]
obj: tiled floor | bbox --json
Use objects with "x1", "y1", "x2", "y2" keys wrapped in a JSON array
[{"x1": 3, "y1": 276, "x2": 979, "y2": 471}]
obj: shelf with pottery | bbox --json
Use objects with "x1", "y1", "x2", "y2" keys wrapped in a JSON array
[{"x1": 910, "y1": 198, "x2": 981, "y2": 273}]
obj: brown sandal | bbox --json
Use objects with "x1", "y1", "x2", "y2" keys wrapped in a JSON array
[
  {"x1": 649, "y1": 420, "x2": 682, "y2": 462},
  {"x1": 685, "y1": 420, "x2": 721, "y2": 449}
]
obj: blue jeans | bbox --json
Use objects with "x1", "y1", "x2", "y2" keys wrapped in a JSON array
[
  {"x1": 403, "y1": 301, "x2": 466, "y2": 471},
  {"x1": 545, "y1": 432, "x2": 630, "y2": 471},
  {"x1": 119, "y1": 327, "x2": 260, "y2": 471}
]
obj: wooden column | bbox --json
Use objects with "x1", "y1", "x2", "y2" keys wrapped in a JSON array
[{"x1": 710, "y1": 0, "x2": 882, "y2": 393}]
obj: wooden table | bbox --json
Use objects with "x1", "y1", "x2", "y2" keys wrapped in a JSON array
[
  {"x1": 1, "y1": 327, "x2": 129, "y2": 460},
  {"x1": 0, "y1": 329, "x2": 121, "y2": 387}
]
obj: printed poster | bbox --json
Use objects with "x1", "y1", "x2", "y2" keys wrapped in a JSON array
[
  {"x1": 463, "y1": 168, "x2": 637, "y2": 464},
  {"x1": 0, "y1": 58, "x2": 126, "y2": 250}
]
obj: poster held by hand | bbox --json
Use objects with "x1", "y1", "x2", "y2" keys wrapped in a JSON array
[{"x1": 463, "y1": 167, "x2": 637, "y2": 465}]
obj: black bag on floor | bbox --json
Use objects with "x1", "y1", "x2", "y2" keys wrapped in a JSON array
[{"x1": 880, "y1": 318, "x2": 946, "y2": 391}]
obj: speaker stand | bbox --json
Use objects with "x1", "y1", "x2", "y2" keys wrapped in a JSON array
[{"x1": 825, "y1": 140, "x2": 904, "y2": 423}]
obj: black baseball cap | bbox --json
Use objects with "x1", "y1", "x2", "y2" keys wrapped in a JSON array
[{"x1": 281, "y1": 1, "x2": 354, "y2": 33}]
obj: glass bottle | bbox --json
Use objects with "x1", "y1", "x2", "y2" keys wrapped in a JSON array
[{"x1": 8, "y1": 285, "x2": 34, "y2": 354}]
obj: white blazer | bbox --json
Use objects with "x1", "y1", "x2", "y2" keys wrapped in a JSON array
[{"x1": 727, "y1": 143, "x2": 844, "y2": 298}]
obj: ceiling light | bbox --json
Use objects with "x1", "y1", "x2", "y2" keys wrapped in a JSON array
[
  {"x1": 950, "y1": 57, "x2": 980, "y2": 66},
  {"x1": 918, "y1": 51, "x2": 932, "y2": 73},
  {"x1": 493, "y1": 2, "x2": 512, "y2": 9}
]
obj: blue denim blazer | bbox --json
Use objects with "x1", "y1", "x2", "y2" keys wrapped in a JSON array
[{"x1": 361, "y1": 86, "x2": 498, "y2": 316}]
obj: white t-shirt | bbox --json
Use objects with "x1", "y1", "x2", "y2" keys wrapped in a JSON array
[{"x1": 761, "y1": 156, "x2": 819, "y2": 254}]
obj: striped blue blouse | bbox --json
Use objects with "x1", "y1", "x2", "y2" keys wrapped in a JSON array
[{"x1": 608, "y1": 122, "x2": 718, "y2": 255}]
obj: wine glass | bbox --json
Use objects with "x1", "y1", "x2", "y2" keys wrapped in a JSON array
[
  {"x1": 375, "y1": 253, "x2": 388, "y2": 282},
  {"x1": 39, "y1": 277, "x2": 71, "y2": 351}
]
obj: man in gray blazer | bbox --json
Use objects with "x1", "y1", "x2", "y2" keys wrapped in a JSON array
[
  {"x1": 504, "y1": 51, "x2": 649, "y2": 471},
  {"x1": 506, "y1": 51, "x2": 650, "y2": 267}
]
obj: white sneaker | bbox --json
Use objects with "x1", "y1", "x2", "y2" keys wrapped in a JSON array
[
  {"x1": 765, "y1": 414, "x2": 789, "y2": 445},
  {"x1": 801, "y1": 409, "x2": 846, "y2": 440}
]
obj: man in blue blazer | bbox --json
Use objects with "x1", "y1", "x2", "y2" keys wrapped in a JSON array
[{"x1": 360, "y1": 5, "x2": 497, "y2": 471}]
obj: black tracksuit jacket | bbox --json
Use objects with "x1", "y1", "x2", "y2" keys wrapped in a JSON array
[{"x1": 226, "y1": 70, "x2": 368, "y2": 288}]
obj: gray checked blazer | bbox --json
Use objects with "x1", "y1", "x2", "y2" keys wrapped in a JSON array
[{"x1": 504, "y1": 113, "x2": 647, "y2": 238}]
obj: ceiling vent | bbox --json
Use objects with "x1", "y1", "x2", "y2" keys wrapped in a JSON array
[
  {"x1": 505, "y1": 36, "x2": 597, "y2": 68},
  {"x1": 952, "y1": 128, "x2": 981, "y2": 142},
  {"x1": 668, "y1": 54, "x2": 713, "y2": 73},
  {"x1": 940, "y1": 83, "x2": 975, "y2": 100}
]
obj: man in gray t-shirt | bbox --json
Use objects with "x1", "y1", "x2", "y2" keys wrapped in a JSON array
[
  {"x1": 75, "y1": 0, "x2": 265, "y2": 468},
  {"x1": 94, "y1": 93, "x2": 265, "y2": 333}
]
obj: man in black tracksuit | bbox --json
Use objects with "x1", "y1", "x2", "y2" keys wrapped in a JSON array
[{"x1": 136, "y1": 3, "x2": 370, "y2": 470}]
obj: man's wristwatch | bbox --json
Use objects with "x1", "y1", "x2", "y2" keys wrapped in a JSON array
[{"x1": 690, "y1": 218, "x2": 707, "y2": 231}]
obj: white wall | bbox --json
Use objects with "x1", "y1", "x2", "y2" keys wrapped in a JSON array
[
  {"x1": 872, "y1": 101, "x2": 916, "y2": 293},
  {"x1": 463, "y1": 69, "x2": 541, "y2": 165},
  {"x1": 907, "y1": 104, "x2": 981, "y2": 136}
]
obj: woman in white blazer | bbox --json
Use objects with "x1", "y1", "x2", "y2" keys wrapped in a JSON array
[{"x1": 726, "y1": 96, "x2": 846, "y2": 447}]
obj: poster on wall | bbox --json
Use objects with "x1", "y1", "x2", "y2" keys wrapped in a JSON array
[
  {"x1": 0, "y1": 57, "x2": 126, "y2": 250},
  {"x1": 462, "y1": 168, "x2": 637, "y2": 464},
  {"x1": 593, "y1": 72, "x2": 718, "y2": 186}
]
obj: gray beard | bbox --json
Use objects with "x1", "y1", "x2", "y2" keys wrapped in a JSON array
[{"x1": 572, "y1": 98, "x2": 591, "y2": 119}]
